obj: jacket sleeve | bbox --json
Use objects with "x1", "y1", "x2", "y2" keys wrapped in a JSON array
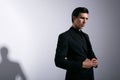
[
  {"x1": 86, "y1": 34, "x2": 97, "y2": 59},
  {"x1": 55, "y1": 34, "x2": 84, "y2": 72}
]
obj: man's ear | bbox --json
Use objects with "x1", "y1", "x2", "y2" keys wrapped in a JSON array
[{"x1": 72, "y1": 16, "x2": 76, "y2": 22}]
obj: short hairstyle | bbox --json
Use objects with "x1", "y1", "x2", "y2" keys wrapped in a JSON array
[{"x1": 72, "y1": 7, "x2": 89, "y2": 23}]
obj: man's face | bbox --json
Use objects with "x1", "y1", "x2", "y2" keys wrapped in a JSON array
[{"x1": 73, "y1": 13, "x2": 89, "y2": 29}]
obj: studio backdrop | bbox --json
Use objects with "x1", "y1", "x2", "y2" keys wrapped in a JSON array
[{"x1": 0, "y1": 0, "x2": 119, "y2": 80}]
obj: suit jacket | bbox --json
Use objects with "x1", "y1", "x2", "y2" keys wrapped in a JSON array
[{"x1": 55, "y1": 27, "x2": 97, "y2": 80}]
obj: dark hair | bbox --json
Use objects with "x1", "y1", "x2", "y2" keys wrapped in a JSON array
[{"x1": 72, "y1": 7, "x2": 89, "y2": 23}]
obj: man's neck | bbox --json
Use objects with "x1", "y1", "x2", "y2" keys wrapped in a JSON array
[{"x1": 72, "y1": 25, "x2": 82, "y2": 31}]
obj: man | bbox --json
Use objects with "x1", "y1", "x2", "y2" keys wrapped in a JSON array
[{"x1": 55, "y1": 7, "x2": 98, "y2": 80}]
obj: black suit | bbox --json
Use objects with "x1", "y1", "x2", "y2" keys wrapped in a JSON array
[{"x1": 55, "y1": 27, "x2": 97, "y2": 80}]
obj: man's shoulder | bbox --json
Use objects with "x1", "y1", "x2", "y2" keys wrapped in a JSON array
[
  {"x1": 82, "y1": 31, "x2": 89, "y2": 36},
  {"x1": 58, "y1": 29, "x2": 71, "y2": 39}
]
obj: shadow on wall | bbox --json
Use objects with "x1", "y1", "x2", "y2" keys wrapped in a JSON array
[{"x1": 0, "y1": 46, "x2": 27, "y2": 80}]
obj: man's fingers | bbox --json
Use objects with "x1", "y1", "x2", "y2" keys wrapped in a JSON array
[{"x1": 91, "y1": 58, "x2": 97, "y2": 61}]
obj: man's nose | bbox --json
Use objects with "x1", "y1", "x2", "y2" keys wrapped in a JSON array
[
  {"x1": 83, "y1": 19, "x2": 87, "y2": 23},
  {"x1": 83, "y1": 20, "x2": 86, "y2": 24}
]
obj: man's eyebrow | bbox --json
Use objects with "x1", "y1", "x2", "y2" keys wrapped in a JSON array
[{"x1": 80, "y1": 17, "x2": 88, "y2": 19}]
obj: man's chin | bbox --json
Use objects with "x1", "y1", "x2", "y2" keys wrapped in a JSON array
[{"x1": 80, "y1": 26, "x2": 85, "y2": 29}]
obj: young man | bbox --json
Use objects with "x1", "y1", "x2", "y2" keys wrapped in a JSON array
[{"x1": 55, "y1": 7, "x2": 98, "y2": 80}]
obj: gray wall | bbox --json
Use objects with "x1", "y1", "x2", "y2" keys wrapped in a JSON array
[{"x1": 0, "y1": 0, "x2": 119, "y2": 80}]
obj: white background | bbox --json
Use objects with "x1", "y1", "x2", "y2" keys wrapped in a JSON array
[{"x1": 0, "y1": 0, "x2": 120, "y2": 80}]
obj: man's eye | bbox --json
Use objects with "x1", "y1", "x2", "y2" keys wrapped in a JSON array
[
  {"x1": 80, "y1": 17, "x2": 84, "y2": 19},
  {"x1": 80, "y1": 17, "x2": 88, "y2": 20}
]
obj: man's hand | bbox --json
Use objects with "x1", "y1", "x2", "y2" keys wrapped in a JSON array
[
  {"x1": 82, "y1": 59, "x2": 93, "y2": 68},
  {"x1": 91, "y1": 58, "x2": 98, "y2": 68},
  {"x1": 82, "y1": 58, "x2": 98, "y2": 69}
]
